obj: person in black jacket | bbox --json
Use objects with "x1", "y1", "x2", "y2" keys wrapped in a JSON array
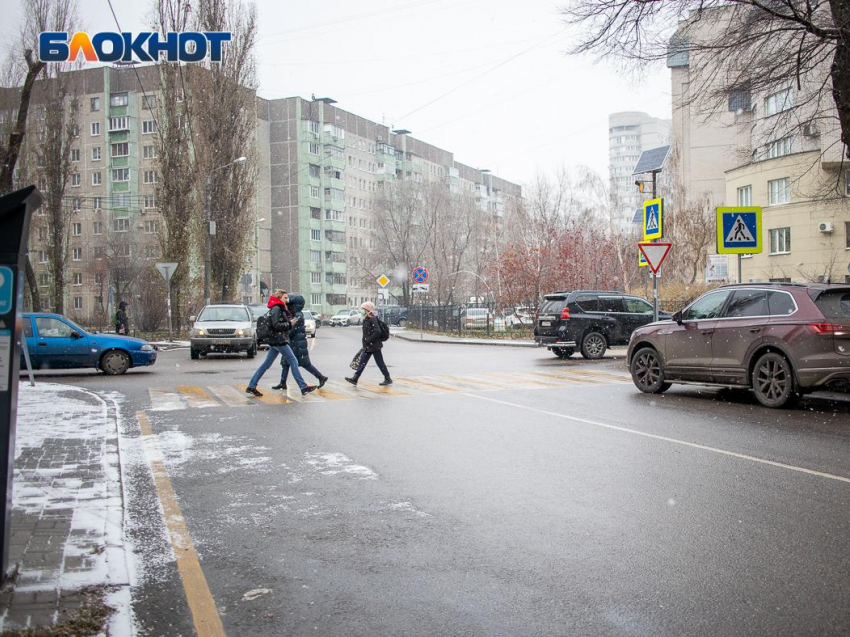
[
  {"x1": 115, "y1": 301, "x2": 130, "y2": 334},
  {"x1": 274, "y1": 294, "x2": 328, "y2": 390},
  {"x1": 345, "y1": 301, "x2": 392, "y2": 386},
  {"x1": 246, "y1": 289, "x2": 316, "y2": 397}
]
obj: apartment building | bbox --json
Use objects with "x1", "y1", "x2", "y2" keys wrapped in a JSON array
[
  {"x1": 609, "y1": 111, "x2": 670, "y2": 224},
  {"x1": 258, "y1": 95, "x2": 522, "y2": 316}
]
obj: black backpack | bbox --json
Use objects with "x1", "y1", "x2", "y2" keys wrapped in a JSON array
[
  {"x1": 378, "y1": 317, "x2": 390, "y2": 342},
  {"x1": 256, "y1": 311, "x2": 274, "y2": 341}
]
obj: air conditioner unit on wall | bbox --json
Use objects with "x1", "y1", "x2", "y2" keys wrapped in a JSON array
[
  {"x1": 818, "y1": 221, "x2": 834, "y2": 233},
  {"x1": 803, "y1": 123, "x2": 820, "y2": 137}
]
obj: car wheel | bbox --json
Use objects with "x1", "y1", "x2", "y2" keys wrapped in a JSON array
[
  {"x1": 398, "y1": 318, "x2": 407, "y2": 328},
  {"x1": 552, "y1": 347, "x2": 574, "y2": 359},
  {"x1": 247, "y1": 343, "x2": 257, "y2": 359},
  {"x1": 100, "y1": 350, "x2": 130, "y2": 375},
  {"x1": 752, "y1": 352, "x2": 800, "y2": 408},
  {"x1": 581, "y1": 332, "x2": 607, "y2": 359},
  {"x1": 190, "y1": 348, "x2": 200, "y2": 360},
  {"x1": 630, "y1": 347, "x2": 671, "y2": 394}
]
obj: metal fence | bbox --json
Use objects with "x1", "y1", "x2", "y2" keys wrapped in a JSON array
[{"x1": 405, "y1": 303, "x2": 534, "y2": 338}]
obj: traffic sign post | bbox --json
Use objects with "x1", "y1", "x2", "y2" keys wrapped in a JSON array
[
  {"x1": 716, "y1": 207, "x2": 762, "y2": 283},
  {"x1": 638, "y1": 242, "x2": 672, "y2": 322},
  {"x1": 643, "y1": 198, "x2": 663, "y2": 241},
  {"x1": 156, "y1": 262, "x2": 179, "y2": 340},
  {"x1": 412, "y1": 266, "x2": 429, "y2": 284},
  {"x1": 411, "y1": 267, "x2": 429, "y2": 340}
]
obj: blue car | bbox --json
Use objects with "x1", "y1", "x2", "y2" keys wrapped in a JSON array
[{"x1": 22, "y1": 313, "x2": 157, "y2": 375}]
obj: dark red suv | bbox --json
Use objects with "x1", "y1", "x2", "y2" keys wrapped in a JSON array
[{"x1": 627, "y1": 283, "x2": 850, "y2": 408}]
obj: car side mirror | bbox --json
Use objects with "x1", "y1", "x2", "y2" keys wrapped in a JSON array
[
  {"x1": 189, "y1": 315, "x2": 196, "y2": 323},
  {"x1": 70, "y1": 331, "x2": 83, "y2": 339},
  {"x1": 672, "y1": 311, "x2": 683, "y2": 325}
]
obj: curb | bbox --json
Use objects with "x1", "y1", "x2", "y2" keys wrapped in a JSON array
[{"x1": 393, "y1": 332, "x2": 535, "y2": 347}]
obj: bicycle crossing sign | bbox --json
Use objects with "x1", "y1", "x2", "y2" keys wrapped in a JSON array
[
  {"x1": 412, "y1": 266, "x2": 429, "y2": 284},
  {"x1": 716, "y1": 207, "x2": 762, "y2": 254},
  {"x1": 643, "y1": 198, "x2": 663, "y2": 241}
]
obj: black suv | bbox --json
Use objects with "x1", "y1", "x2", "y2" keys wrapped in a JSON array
[
  {"x1": 380, "y1": 306, "x2": 409, "y2": 327},
  {"x1": 534, "y1": 290, "x2": 669, "y2": 359}
]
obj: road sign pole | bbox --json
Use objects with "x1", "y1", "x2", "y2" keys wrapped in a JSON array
[
  {"x1": 738, "y1": 254, "x2": 743, "y2": 284},
  {"x1": 653, "y1": 274, "x2": 659, "y2": 322}
]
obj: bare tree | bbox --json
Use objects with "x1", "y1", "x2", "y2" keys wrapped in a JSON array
[{"x1": 560, "y1": 0, "x2": 849, "y2": 159}]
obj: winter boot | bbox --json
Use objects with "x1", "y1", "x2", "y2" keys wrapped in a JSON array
[
  {"x1": 345, "y1": 376, "x2": 358, "y2": 386},
  {"x1": 379, "y1": 377, "x2": 393, "y2": 386}
]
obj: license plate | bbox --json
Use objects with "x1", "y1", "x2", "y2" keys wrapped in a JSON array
[
  {"x1": 541, "y1": 321, "x2": 551, "y2": 327},
  {"x1": 213, "y1": 339, "x2": 229, "y2": 345}
]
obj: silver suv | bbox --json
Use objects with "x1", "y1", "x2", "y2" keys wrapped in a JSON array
[{"x1": 190, "y1": 305, "x2": 257, "y2": 359}]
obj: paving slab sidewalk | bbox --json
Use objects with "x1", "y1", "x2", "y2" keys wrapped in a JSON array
[{"x1": 0, "y1": 382, "x2": 132, "y2": 634}]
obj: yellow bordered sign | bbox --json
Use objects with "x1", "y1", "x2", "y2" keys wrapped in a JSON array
[
  {"x1": 643, "y1": 197, "x2": 663, "y2": 241},
  {"x1": 716, "y1": 207, "x2": 762, "y2": 255},
  {"x1": 638, "y1": 249, "x2": 648, "y2": 267}
]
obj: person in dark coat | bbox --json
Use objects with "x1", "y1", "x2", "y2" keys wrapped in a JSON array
[
  {"x1": 274, "y1": 294, "x2": 328, "y2": 390},
  {"x1": 345, "y1": 301, "x2": 392, "y2": 386},
  {"x1": 115, "y1": 301, "x2": 130, "y2": 334},
  {"x1": 246, "y1": 289, "x2": 316, "y2": 397}
]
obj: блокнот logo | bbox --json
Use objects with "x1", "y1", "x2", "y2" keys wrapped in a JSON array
[{"x1": 39, "y1": 32, "x2": 232, "y2": 63}]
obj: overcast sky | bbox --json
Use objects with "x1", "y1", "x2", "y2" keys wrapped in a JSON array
[{"x1": 4, "y1": 0, "x2": 673, "y2": 187}]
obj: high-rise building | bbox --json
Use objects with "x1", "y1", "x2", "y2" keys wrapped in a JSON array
[{"x1": 608, "y1": 111, "x2": 670, "y2": 225}]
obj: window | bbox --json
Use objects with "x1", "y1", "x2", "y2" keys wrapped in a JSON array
[
  {"x1": 93, "y1": 221, "x2": 103, "y2": 235},
  {"x1": 34, "y1": 317, "x2": 75, "y2": 339},
  {"x1": 92, "y1": 171, "x2": 102, "y2": 186},
  {"x1": 144, "y1": 220, "x2": 159, "y2": 234},
  {"x1": 736, "y1": 185, "x2": 752, "y2": 206},
  {"x1": 310, "y1": 185, "x2": 320, "y2": 198},
  {"x1": 108, "y1": 117, "x2": 129, "y2": 132},
  {"x1": 682, "y1": 290, "x2": 731, "y2": 321},
  {"x1": 38, "y1": 273, "x2": 49, "y2": 286},
  {"x1": 90, "y1": 97, "x2": 100, "y2": 112},
  {"x1": 110, "y1": 92, "x2": 128, "y2": 107},
  {"x1": 71, "y1": 173, "x2": 80, "y2": 187},
  {"x1": 325, "y1": 209, "x2": 344, "y2": 221},
  {"x1": 144, "y1": 245, "x2": 158, "y2": 259},
  {"x1": 309, "y1": 164, "x2": 321, "y2": 178},
  {"x1": 72, "y1": 247, "x2": 82, "y2": 261},
  {"x1": 309, "y1": 142, "x2": 320, "y2": 155},
  {"x1": 310, "y1": 207, "x2": 321, "y2": 220},
  {"x1": 92, "y1": 147, "x2": 101, "y2": 161},
  {"x1": 846, "y1": 170, "x2": 850, "y2": 196},
  {"x1": 767, "y1": 291, "x2": 797, "y2": 316},
  {"x1": 769, "y1": 227, "x2": 791, "y2": 254},
  {"x1": 143, "y1": 170, "x2": 157, "y2": 184},
  {"x1": 143, "y1": 145, "x2": 157, "y2": 159},
  {"x1": 764, "y1": 88, "x2": 793, "y2": 116},
  {"x1": 115, "y1": 244, "x2": 130, "y2": 258},
  {"x1": 846, "y1": 221, "x2": 850, "y2": 249},
  {"x1": 72, "y1": 222, "x2": 82, "y2": 236},
  {"x1": 111, "y1": 142, "x2": 129, "y2": 157},
  {"x1": 144, "y1": 195, "x2": 156, "y2": 209},
  {"x1": 309, "y1": 250, "x2": 321, "y2": 264},
  {"x1": 142, "y1": 95, "x2": 156, "y2": 109},
  {"x1": 91, "y1": 122, "x2": 101, "y2": 136},
  {"x1": 71, "y1": 272, "x2": 82, "y2": 286},
  {"x1": 114, "y1": 218, "x2": 130, "y2": 232},
  {"x1": 766, "y1": 137, "x2": 792, "y2": 159},
  {"x1": 71, "y1": 125, "x2": 79, "y2": 138},
  {"x1": 311, "y1": 272, "x2": 322, "y2": 284},
  {"x1": 93, "y1": 246, "x2": 105, "y2": 259},
  {"x1": 73, "y1": 297, "x2": 83, "y2": 310},
  {"x1": 92, "y1": 197, "x2": 102, "y2": 210},
  {"x1": 142, "y1": 120, "x2": 157, "y2": 134},
  {"x1": 71, "y1": 148, "x2": 80, "y2": 162},
  {"x1": 38, "y1": 251, "x2": 47, "y2": 263},
  {"x1": 624, "y1": 298, "x2": 653, "y2": 314},
  {"x1": 112, "y1": 193, "x2": 130, "y2": 207},
  {"x1": 311, "y1": 229, "x2": 321, "y2": 241},
  {"x1": 768, "y1": 178, "x2": 790, "y2": 204},
  {"x1": 112, "y1": 168, "x2": 130, "y2": 182},
  {"x1": 307, "y1": 120, "x2": 320, "y2": 135},
  {"x1": 724, "y1": 289, "x2": 768, "y2": 318}
]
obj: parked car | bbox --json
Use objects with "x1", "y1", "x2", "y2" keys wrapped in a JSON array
[
  {"x1": 21, "y1": 313, "x2": 157, "y2": 375},
  {"x1": 534, "y1": 290, "x2": 671, "y2": 359},
  {"x1": 381, "y1": 306, "x2": 409, "y2": 327},
  {"x1": 302, "y1": 310, "x2": 318, "y2": 337},
  {"x1": 461, "y1": 307, "x2": 495, "y2": 330},
  {"x1": 627, "y1": 283, "x2": 850, "y2": 408},
  {"x1": 329, "y1": 309, "x2": 362, "y2": 326},
  {"x1": 190, "y1": 304, "x2": 257, "y2": 359}
]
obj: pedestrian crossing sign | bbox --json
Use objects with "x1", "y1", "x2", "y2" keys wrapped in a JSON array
[
  {"x1": 643, "y1": 198, "x2": 663, "y2": 241},
  {"x1": 716, "y1": 207, "x2": 762, "y2": 254},
  {"x1": 638, "y1": 249, "x2": 648, "y2": 267}
]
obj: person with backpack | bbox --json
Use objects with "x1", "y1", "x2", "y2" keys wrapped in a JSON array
[
  {"x1": 246, "y1": 289, "x2": 317, "y2": 397},
  {"x1": 115, "y1": 301, "x2": 129, "y2": 335},
  {"x1": 345, "y1": 301, "x2": 392, "y2": 386},
  {"x1": 273, "y1": 294, "x2": 328, "y2": 391}
]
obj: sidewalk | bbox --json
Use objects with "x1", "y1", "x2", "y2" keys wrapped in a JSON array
[
  {"x1": 392, "y1": 330, "x2": 627, "y2": 358},
  {"x1": 1, "y1": 382, "x2": 132, "y2": 635}
]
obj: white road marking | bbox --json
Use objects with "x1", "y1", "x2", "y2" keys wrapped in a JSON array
[{"x1": 463, "y1": 393, "x2": 850, "y2": 485}]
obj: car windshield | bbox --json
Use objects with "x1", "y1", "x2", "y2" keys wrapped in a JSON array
[
  {"x1": 303, "y1": 311, "x2": 313, "y2": 319},
  {"x1": 248, "y1": 305, "x2": 267, "y2": 319},
  {"x1": 198, "y1": 307, "x2": 250, "y2": 322}
]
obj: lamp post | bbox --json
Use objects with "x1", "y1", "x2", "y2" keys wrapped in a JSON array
[
  {"x1": 204, "y1": 156, "x2": 247, "y2": 307},
  {"x1": 255, "y1": 217, "x2": 266, "y2": 303}
]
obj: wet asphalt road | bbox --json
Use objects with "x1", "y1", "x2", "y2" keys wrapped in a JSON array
[{"x1": 28, "y1": 326, "x2": 850, "y2": 636}]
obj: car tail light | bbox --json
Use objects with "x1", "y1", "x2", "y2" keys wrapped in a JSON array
[
  {"x1": 560, "y1": 307, "x2": 571, "y2": 320},
  {"x1": 808, "y1": 323, "x2": 844, "y2": 334}
]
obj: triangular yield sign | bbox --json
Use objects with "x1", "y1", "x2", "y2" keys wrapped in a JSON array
[
  {"x1": 725, "y1": 215, "x2": 755, "y2": 243},
  {"x1": 638, "y1": 242, "x2": 672, "y2": 274}
]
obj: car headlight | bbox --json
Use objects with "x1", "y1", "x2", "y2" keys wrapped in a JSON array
[
  {"x1": 141, "y1": 344, "x2": 154, "y2": 351},
  {"x1": 236, "y1": 328, "x2": 253, "y2": 337},
  {"x1": 192, "y1": 328, "x2": 205, "y2": 337}
]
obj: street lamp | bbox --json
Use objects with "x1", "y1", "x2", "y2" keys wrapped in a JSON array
[{"x1": 205, "y1": 156, "x2": 247, "y2": 307}]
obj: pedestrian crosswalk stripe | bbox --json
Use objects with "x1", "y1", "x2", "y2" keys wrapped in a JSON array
[{"x1": 148, "y1": 368, "x2": 632, "y2": 411}]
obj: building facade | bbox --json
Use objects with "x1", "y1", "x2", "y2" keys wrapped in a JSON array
[{"x1": 608, "y1": 111, "x2": 670, "y2": 225}]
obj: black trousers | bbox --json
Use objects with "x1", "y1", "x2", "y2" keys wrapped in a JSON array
[{"x1": 355, "y1": 349, "x2": 389, "y2": 378}]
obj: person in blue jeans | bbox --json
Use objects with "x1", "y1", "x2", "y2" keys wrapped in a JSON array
[
  {"x1": 274, "y1": 294, "x2": 328, "y2": 391},
  {"x1": 246, "y1": 289, "x2": 316, "y2": 397}
]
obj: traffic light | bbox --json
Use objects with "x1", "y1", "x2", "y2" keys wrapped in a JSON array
[{"x1": 635, "y1": 180, "x2": 645, "y2": 193}]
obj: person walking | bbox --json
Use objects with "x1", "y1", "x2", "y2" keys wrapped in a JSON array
[
  {"x1": 115, "y1": 301, "x2": 129, "y2": 335},
  {"x1": 246, "y1": 289, "x2": 316, "y2": 397},
  {"x1": 345, "y1": 302, "x2": 392, "y2": 386},
  {"x1": 274, "y1": 294, "x2": 328, "y2": 390}
]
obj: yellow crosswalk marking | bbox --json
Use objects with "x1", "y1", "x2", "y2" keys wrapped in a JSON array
[
  {"x1": 438, "y1": 375, "x2": 510, "y2": 391},
  {"x1": 236, "y1": 384, "x2": 293, "y2": 405},
  {"x1": 324, "y1": 381, "x2": 378, "y2": 399},
  {"x1": 207, "y1": 385, "x2": 254, "y2": 407},
  {"x1": 391, "y1": 378, "x2": 445, "y2": 394},
  {"x1": 149, "y1": 388, "x2": 185, "y2": 411},
  {"x1": 403, "y1": 377, "x2": 461, "y2": 392},
  {"x1": 480, "y1": 373, "x2": 561, "y2": 388},
  {"x1": 526, "y1": 371, "x2": 599, "y2": 385},
  {"x1": 357, "y1": 379, "x2": 408, "y2": 396},
  {"x1": 177, "y1": 386, "x2": 221, "y2": 409},
  {"x1": 311, "y1": 385, "x2": 353, "y2": 401}
]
